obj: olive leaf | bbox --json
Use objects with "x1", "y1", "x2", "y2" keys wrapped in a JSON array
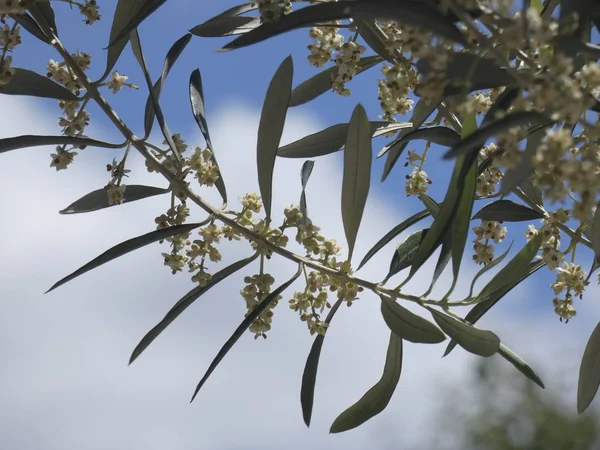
[
  {"x1": 257, "y1": 55, "x2": 294, "y2": 220},
  {"x1": 329, "y1": 332, "x2": 403, "y2": 433},
  {"x1": 0, "y1": 68, "x2": 78, "y2": 100},
  {"x1": 191, "y1": 16, "x2": 260, "y2": 37},
  {"x1": 47, "y1": 222, "x2": 205, "y2": 294},
  {"x1": 277, "y1": 121, "x2": 411, "y2": 158},
  {"x1": 190, "y1": 69, "x2": 228, "y2": 205},
  {"x1": 518, "y1": 178, "x2": 544, "y2": 209},
  {"x1": 482, "y1": 86, "x2": 520, "y2": 125},
  {"x1": 289, "y1": 56, "x2": 382, "y2": 107},
  {"x1": 384, "y1": 229, "x2": 429, "y2": 283},
  {"x1": 578, "y1": 321, "x2": 600, "y2": 413},
  {"x1": 14, "y1": 13, "x2": 51, "y2": 43},
  {"x1": 299, "y1": 160, "x2": 315, "y2": 226},
  {"x1": 342, "y1": 104, "x2": 372, "y2": 261},
  {"x1": 28, "y1": 1, "x2": 58, "y2": 35},
  {"x1": 107, "y1": 0, "x2": 168, "y2": 47},
  {"x1": 0, "y1": 135, "x2": 123, "y2": 154},
  {"x1": 416, "y1": 53, "x2": 514, "y2": 96},
  {"x1": 357, "y1": 20, "x2": 397, "y2": 63},
  {"x1": 190, "y1": 266, "x2": 302, "y2": 402},
  {"x1": 301, "y1": 298, "x2": 343, "y2": 427},
  {"x1": 472, "y1": 199, "x2": 545, "y2": 222},
  {"x1": 130, "y1": 29, "x2": 181, "y2": 163},
  {"x1": 380, "y1": 295, "x2": 445, "y2": 344},
  {"x1": 430, "y1": 309, "x2": 500, "y2": 357},
  {"x1": 357, "y1": 209, "x2": 430, "y2": 270},
  {"x1": 381, "y1": 97, "x2": 442, "y2": 181},
  {"x1": 59, "y1": 185, "x2": 169, "y2": 215},
  {"x1": 377, "y1": 126, "x2": 461, "y2": 159},
  {"x1": 443, "y1": 111, "x2": 549, "y2": 160},
  {"x1": 144, "y1": 33, "x2": 192, "y2": 139},
  {"x1": 129, "y1": 253, "x2": 259, "y2": 364},
  {"x1": 592, "y1": 201, "x2": 600, "y2": 264},
  {"x1": 499, "y1": 343, "x2": 545, "y2": 389},
  {"x1": 221, "y1": 1, "x2": 466, "y2": 52}
]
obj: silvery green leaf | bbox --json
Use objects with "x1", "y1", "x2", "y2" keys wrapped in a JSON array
[
  {"x1": 277, "y1": 121, "x2": 410, "y2": 158},
  {"x1": 130, "y1": 29, "x2": 181, "y2": 163},
  {"x1": 190, "y1": 69, "x2": 228, "y2": 205},
  {"x1": 499, "y1": 343, "x2": 545, "y2": 389},
  {"x1": 0, "y1": 135, "x2": 123, "y2": 154},
  {"x1": 416, "y1": 54, "x2": 513, "y2": 96},
  {"x1": 301, "y1": 298, "x2": 343, "y2": 427},
  {"x1": 431, "y1": 310, "x2": 500, "y2": 357},
  {"x1": 518, "y1": 178, "x2": 544, "y2": 209},
  {"x1": 384, "y1": 229, "x2": 428, "y2": 283},
  {"x1": 28, "y1": 1, "x2": 57, "y2": 35},
  {"x1": 472, "y1": 199, "x2": 545, "y2": 222},
  {"x1": 129, "y1": 253, "x2": 258, "y2": 364},
  {"x1": 59, "y1": 185, "x2": 169, "y2": 215},
  {"x1": 191, "y1": 266, "x2": 301, "y2": 402},
  {"x1": 357, "y1": 209, "x2": 430, "y2": 270},
  {"x1": 357, "y1": 20, "x2": 397, "y2": 63},
  {"x1": 467, "y1": 241, "x2": 514, "y2": 298},
  {"x1": 190, "y1": 16, "x2": 260, "y2": 37},
  {"x1": 299, "y1": 160, "x2": 315, "y2": 226},
  {"x1": 592, "y1": 201, "x2": 600, "y2": 264},
  {"x1": 221, "y1": 1, "x2": 466, "y2": 52},
  {"x1": 0, "y1": 68, "x2": 78, "y2": 100},
  {"x1": 578, "y1": 322, "x2": 600, "y2": 413},
  {"x1": 257, "y1": 56, "x2": 294, "y2": 220},
  {"x1": 381, "y1": 97, "x2": 442, "y2": 181},
  {"x1": 329, "y1": 332, "x2": 402, "y2": 433},
  {"x1": 47, "y1": 222, "x2": 204, "y2": 294},
  {"x1": 342, "y1": 104, "x2": 372, "y2": 261},
  {"x1": 289, "y1": 56, "x2": 382, "y2": 107},
  {"x1": 443, "y1": 111, "x2": 549, "y2": 160},
  {"x1": 377, "y1": 126, "x2": 461, "y2": 159},
  {"x1": 14, "y1": 13, "x2": 51, "y2": 43},
  {"x1": 144, "y1": 33, "x2": 192, "y2": 138},
  {"x1": 444, "y1": 259, "x2": 545, "y2": 357},
  {"x1": 380, "y1": 295, "x2": 445, "y2": 344},
  {"x1": 107, "y1": 0, "x2": 168, "y2": 47}
]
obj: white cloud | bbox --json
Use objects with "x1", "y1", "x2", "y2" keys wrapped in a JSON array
[{"x1": 0, "y1": 94, "x2": 598, "y2": 450}]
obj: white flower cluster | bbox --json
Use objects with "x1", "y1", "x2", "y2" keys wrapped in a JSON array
[
  {"x1": 0, "y1": 20, "x2": 21, "y2": 86},
  {"x1": 525, "y1": 208, "x2": 570, "y2": 270},
  {"x1": 331, "y1": 41, "x2": 366, "y2": 96},
  {"x1": 78, "y1": 0, "x2": 101, "y2": 25},
  {"x1": 476, "y1": 143, "x2": 503, "y2": 197},
  {"x1": 307, "y1": 26, "x2": 343, "y2": 68},
  {"x1": 252, "y1": 0, "x2": 291, "y2": 23},
  {"x1": 472, "y1": 220, "x2": 507, "y2": 265},
  {"x1": 404, "y1": 149, "x2": 431, "y2": 197},
  {"x1": 378, "y1": 60, "x2": 418, "y2": 121},
  {"x1": 0, "y1": 0, "x2": 28, "y2": 15}
]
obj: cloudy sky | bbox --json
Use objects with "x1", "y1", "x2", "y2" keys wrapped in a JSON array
[{"x1": 1, "y1": 2, "x2": 599, "y2": 449}]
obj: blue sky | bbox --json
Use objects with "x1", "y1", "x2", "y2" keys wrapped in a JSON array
[{"x1": 1, "y1": 1, "x2": 600, "y2": 449}]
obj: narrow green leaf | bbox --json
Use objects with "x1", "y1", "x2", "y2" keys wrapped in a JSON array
[
  {"x1": 301, "y1": 298, "x2": 343, "y2": 427},
  {"x1": 299, "y1": 160, "x2": 315, "y2": 226},
  {"x1": 444, "y1": 111, "x2": 549, "y2": 160},
  {"x1": 467, "y1": 241, "x2": 514, "y2": 298},
  {"x1": 377, "y1": 126, "x2": 461, "y2": 159},
  {"x1": 381, "y1": 97, "x2": 442, "y2": 181},
  {"x1": 0, "y1": 68, "x2": 78, "y2": 100},
  {"x1": 221, "y1": 1, "x2": 466, "y2": 52},
  {"x1": 342, "y1": 104, "x2": 372, "y2": 261},
  {"x1": 472, "y1": 199, "x2": 545, "y2": 222},
  {"x1": 430, "y1": 309, "x2": 500, "y2": 357},
  {"x1": 190, "y1": 16, "x2": 260, "y2": 37},
  {"x1": 47, "y1": 222, "x2": 203, "y2": 294},
  {"x1": 108, "y1": 0, "x2": 168, "y2": 47},
  {"x1": 144, "y1": 33, "x2": 192, "y2": 138},
  {"x1": 578, "y1": 322, "x2": 600, "y2": 413},
  {"x1": 592, "y1": 202, "x2": 600, "y2": 264},
  {"x1": 482, "y1": 86, "x2": 520, "y2": 125},
  {"x1": 130, "y1": 254, "x2": 258, "y2": 364},
  {"x1": 191, "y1": 266, "x2": 302, "y2": 402},
  {"x1": 59, "y1": 185, "x2": 169, "y2": 215},
  {"x1": 189, "y1": 69, "x2": 228, "y2": 205},
  {"x1": 330, "y1": 332, "x2": 403, "y2": 433},
  {"x1": 289, "y1": 56, "x2": 381, "y2": 107},
  {"x1": 380, "y1": 295, "x2": 445, "y2": 344},
  {"x1": 277, "y1": 121, "x2": 410, "y2": 158},
  {"x1": 357, "y1": 209, "x2": 430, "y2": 270},
  {"x1": 357, "y1": 20, "x2": 397, "y2": 63},
  {"x1": 424, "y1": 231, "x2": 452, "y2": 296},
  {"x1": 444, "y1": 259, "x2": 546, "y2": 357},
  {"x1": 384, "y1": 229, "x2": 428, "y2": 283},
  {"x1": 518, "y1": 178, "x2": 544, "y2": 209},
  {"x1": 0, "y1": 135, "x2": 123, "y2": 154},
  {"x1": 14, "y1": 13, "x2": 51, "y2": 43},
  {"x1": 30, "y1": 1, "x2": 58, "y2": 35},
  {"x1": 499, "y1": 343, "x2": 545, "y2": 389},
  {"x1": 257, "y1": 56, "x2": 294, "y2": 220},
  {"x1": 417, "y1": 54, "x2": 513, "y2": 96}
]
